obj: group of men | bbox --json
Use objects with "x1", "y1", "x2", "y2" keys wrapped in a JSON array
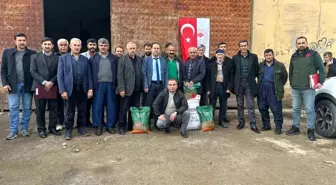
[{"x1": 1, "y1": 33, "x2": 331, "y2": 141}]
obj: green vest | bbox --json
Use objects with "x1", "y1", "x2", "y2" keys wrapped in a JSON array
[{"x1": 291, "y1": 52, "x2": 317, "y2": 89}]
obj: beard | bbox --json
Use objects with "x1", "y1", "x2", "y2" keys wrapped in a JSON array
[
  {"x1": 88, "y1": 47, "x2": 96, "y2": 53},
  {"x1": 145, "y1": 51, "x2": 151, "y2": 56}
]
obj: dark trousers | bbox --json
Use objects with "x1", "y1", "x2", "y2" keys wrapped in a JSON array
[
  {"x1": 115, "y1": 94, "x2": 121, "y2": 125},
  {"x1": 92, "y1": 82, "x2": 117, "y2": 128},
  {"x1": 118, "y1": 90, "x2": 141, "y2": 130},
  {"x1": 57, "y1": 93, "x2": 65, "y2": 125},
  {"x1": 140, "y1": 91, "x2": 147, "y2": 107},
  {"x1": 258, "y1": 81, "x2": 283, "y2": 129},
  {"x1": 236, "y1": 78, "x2": 256, "y2": 125},
  {"x1": 211, "y1": 82, "x2": 227, "y2": 121},
  {"x1": 86, "y1": 97, "x2": 92, "y2": 125},
  {"x1": 65, "y1": 85, "x2": 87, "y2": 130},
  {"x1": 146, "y1": 82, "x2": 164, "y2": 106},
  {"x1": 200, "y1": 91, "x2": 209, "y2": 106},
  {"x1": 35, "y1": 96, "x2": 58, "y2": 132}
]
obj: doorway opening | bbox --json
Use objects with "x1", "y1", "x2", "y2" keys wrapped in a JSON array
[{"x1": 43, "y1": 0, "x2": 111, "y2": 52}]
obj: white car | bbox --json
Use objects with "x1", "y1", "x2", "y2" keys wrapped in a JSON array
[{"x1": 315, "y1": 77, "x2": 336, "y2": 138}]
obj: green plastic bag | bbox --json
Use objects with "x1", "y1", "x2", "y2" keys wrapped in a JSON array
[
  {"x1": 184, "y1": 82, "x2": 201, "y2": 99},
  {"x1": 196, "y1": 105, "x2": 215, "y2": 132},
  {"x1": 130, "y1": 106, "x2": 151, "y2": 133}
]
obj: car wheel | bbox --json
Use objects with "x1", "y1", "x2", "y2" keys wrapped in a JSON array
[{"x1": 315, "y1": 100, "x2": 336, "y2": 138}]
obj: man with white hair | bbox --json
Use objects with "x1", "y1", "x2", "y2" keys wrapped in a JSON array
[
  {"x1": 117, "y1": 42, "x2": 144, "y2": 135},
  {"x1": 182, "y1": 47, "x2": 205, "y2": 95},
  {"x1": 89, "y1": 38, "x2": 118, "y2": 135},
  {"x1": 55, "y1": 38, "x2": 69, "y2": 131},
  {"x1": 57, "y1": 38, "x2": 93, "y2": 140}
]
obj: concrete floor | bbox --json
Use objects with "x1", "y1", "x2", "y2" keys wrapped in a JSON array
[{"x1": 0, "y1": 111, "x2": 335, "y2": 185}]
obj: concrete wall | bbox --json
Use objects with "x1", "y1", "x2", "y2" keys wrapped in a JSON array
[{"x1": 251, "y1": 0, "x2": 336, "y2": 107}]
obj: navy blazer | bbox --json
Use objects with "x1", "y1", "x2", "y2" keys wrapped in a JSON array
[
  {"x1": 89, "y1": 53, "x2": 118, "y2": 90},
  {"x1": 142, "y1": 56, "x2": 168, "y2": 89},
  {"x1": 57, "y1": 53, "x2": 93, "y2": 96}
]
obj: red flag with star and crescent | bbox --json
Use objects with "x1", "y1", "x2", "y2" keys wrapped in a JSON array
[{"x1": 179, "y1": 18, "x2": 197, "y2": 61}]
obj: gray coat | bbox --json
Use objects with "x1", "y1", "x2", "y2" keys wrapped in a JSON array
[{"x1": 117, "y1": 55, "x2": 144, "y2": 96}]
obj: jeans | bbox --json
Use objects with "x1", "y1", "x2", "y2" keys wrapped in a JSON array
[
  {"x1": 258, "y1": 81, "x2": 283, "y2": 129},
  {"x1": 92, "y1": 82, "x2": 117, "y2": 128},
  {"x1": 292, "y1": 88, "x2": 316, "y2": 129},
  {"x1": 8, "y1": 83, "x2": 33, "y2": 133}
]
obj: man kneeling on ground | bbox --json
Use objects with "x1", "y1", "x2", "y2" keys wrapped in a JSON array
[{"x1": 152, "y1": 79, "x2": 190, "y2": 138}]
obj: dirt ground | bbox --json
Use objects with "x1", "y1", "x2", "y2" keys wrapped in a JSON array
[{"x1": 0, "y1": 110, "x2": 335, "y2": 185}]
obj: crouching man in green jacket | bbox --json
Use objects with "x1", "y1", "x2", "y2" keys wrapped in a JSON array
[{"x1": 257, "y1": 49, "x2": 288, "y2": 135}]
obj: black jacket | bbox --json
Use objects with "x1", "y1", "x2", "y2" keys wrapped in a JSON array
[
  {"x1": 1, "y1": 48, "x2": 37, "y2": 93},
  {"x1": 89, "y1": 53, "x2": 118, "y2": 90},
  {"x1": 182, "y1": 58, "x2": 206, "y2": 94},
  {"x1": 117, "y1": 54, "x2": 144, "y2": 96},
  {"x1": 152, "y1": 89, "x2": 188, "y2": 117},
  {"x1": 232, "y1": 50, "x2": 259, "y2": 97},
  {"x1": 30, "y1": 52, "x2": 59, "y2": 91},
  {"x1": 206, "y1": 56, "x2": 234, "y2": 97},
  {"x1": 326, "y1": 58, "x2": 336, "y2": 78}
]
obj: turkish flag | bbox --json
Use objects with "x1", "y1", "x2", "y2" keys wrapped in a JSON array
[{"x1": 179, "y1": 18, "x2": 197, "y2": 61}]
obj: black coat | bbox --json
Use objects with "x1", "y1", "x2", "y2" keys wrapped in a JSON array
[
  {"x1": 206, "y1": 56, "x2": 234, "y2": 98},
  {"x1": 182, "y1": 58, "x2": 206, "y2": 94},
  {"x1": 89, "y1": 53, "x2": 118, "y2": 90},
  {"x1": 1, "y1": 48, "x2": 36, "y2": 93},
  {"x1": 327, "y1": 58, "x2": 336, "y2": 78},
  {"x1": 232, "y1": 51, "x2": 259, "y2": 97},
  {"x1": 152, "y1": 89, "x2": 188, "y2": 117},
  {"x1": 30, "y1": 52, "x2": 59, "y2": 91}
]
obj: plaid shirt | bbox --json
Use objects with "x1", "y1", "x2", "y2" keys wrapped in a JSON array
[{"x1": 240, "y1": 56, "x2": 249, "y2": 77}]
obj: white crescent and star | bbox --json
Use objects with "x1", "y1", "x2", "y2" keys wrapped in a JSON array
[{"x1": 180, "y1": 23, "x2": 195, "y2": 43}]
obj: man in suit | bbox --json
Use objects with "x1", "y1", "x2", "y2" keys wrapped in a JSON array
[
  {"x1": 143, "y1": 43, "x2": 168, "y2": 106},
  {"x1": 117, "y1": 42, "x2": 143, "y2": 135},
  {"x1": 90, "y1": 38, "x2": 118, "y2": 135},
  {"x1": 232, "y1": 40, "x2": 260, "y2": 134},
  {"x1": 57, "y1": 38, "x2": 93, "y2": 140},
  {"x1": 153, "y1": 79, "x2": 190, "y2": 138},
  {"x1": 141, "y1": 42, "x2": 152, "y2": 106},
  {"x1": 206, "y1": 49, "x2": 233, "y2": 128},
  {"x1": 1, "y1": 33, "x2": 36, "y2": 140},
  {"x1": 183, "y1": 47, "x2": 206, "y2": 95},
  {"x1": 30, "y1": 37, "x2": 61, "y2": 138},
  {"x1": 81, "y1": 38, "x2": 97, "y2": 127},
  {"x1": 55, "y1": 38, "x2": 69, "y2": 131},
  {"x1": 114, "y1": 46, "x2": 124, "y2": 58},
  {"x1": 197, "y1": 44, "x2": 211, "y2": 105}
]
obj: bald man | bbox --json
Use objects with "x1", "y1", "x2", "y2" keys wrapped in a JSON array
[
  {"x1": 117, "y1": 42, "x2": 144, "y2": 135},
  {"x1": 183, "y1": 47, "x2": 206, "y2": 95}
]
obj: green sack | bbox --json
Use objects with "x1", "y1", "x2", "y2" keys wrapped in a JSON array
[
  {"x1": 196, "y1": 105, "x2": 215, "y2": 131},
  {"x1": 184, "y1": 82, "x2": 201, "y2": 99},
  {"x1": 130, "y1": 106, "x2": 151, "y2": 132}
]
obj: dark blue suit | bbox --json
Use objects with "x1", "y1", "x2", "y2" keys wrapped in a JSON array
[
  {"x1": 57, "y1": 53, "x2": 93, "y2": 130},
  {"x1": 89, "y1": 53, "x2": 118, "y2": 128},
  {"x1": 142, "y1": 56, "x2": 168, "y2": 107}
]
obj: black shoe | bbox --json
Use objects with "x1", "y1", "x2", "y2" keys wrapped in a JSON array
[
  {"x1": 180, "y1": 130, "x2": 188, "y2": 138},
  {"x1": 49, "y1": 129, "x2": 61, "y2": 136},
  {"x1": 223, "y1": 117, "x2": 230, "y2": 123},
  {"x1": 38, "y1": 131, "x2": 47, "y2": 138},
  {"x1": 219, "y1": 120, "x2": 228, "y2": 128},
  {"x1": 275, "y1": 127, "x2": 282, "y2": 135},
  {"x1": 285, "y1": 126, "x2": 300, "y2": 136},
  {"x1": 236, "y1": 122, "x2": 245, "y2": 130},
  {"x1": 64, "y1": 129, "x2": 72, "y2": 140},
  {"x1": 155, "y1": 126, "x2": 164, "y2": 131},
  {"x1": 106, "y1": 127, "x2": 116, "y2": 134},
  {"x1": 95, "y1": 127, "x2": 103, "y2": 136},
  {"x1": 250, "y1": 125, "x2": 261, "y2": 134},
  {"x1": 260, "y1": 126, "x2": 271, "y2": 131},
  {"x1": 307, "y1": 129, "x2": 316, "y2": 141},
  {"x1": 78, "y1": 127, "x2": 90, "y2": 137},
  {"x1": 119, "y1": 129, "x2": 126, "y2": 135},
  {"x1": 164, "y1": 127, "x2": 171, "y2": 134}
]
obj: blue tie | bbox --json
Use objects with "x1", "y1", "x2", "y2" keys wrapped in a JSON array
[{"x1": 155, "y1": 58, "x2": 160, "y2": 81}]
